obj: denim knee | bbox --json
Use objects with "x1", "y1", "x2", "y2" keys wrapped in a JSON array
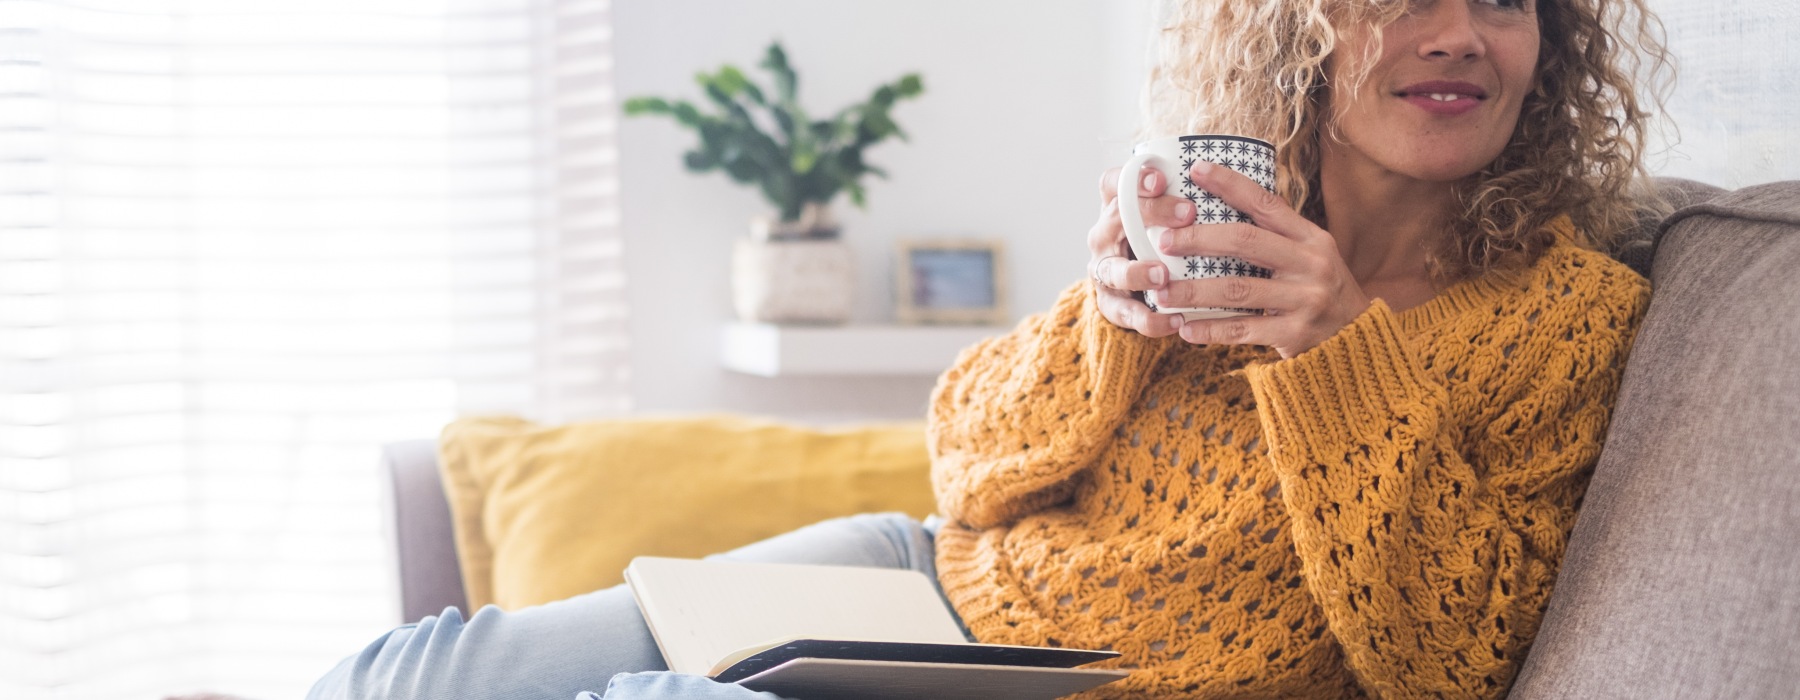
[{"x1": 842, "y1": 511, "x2": 932, "y2": 569}]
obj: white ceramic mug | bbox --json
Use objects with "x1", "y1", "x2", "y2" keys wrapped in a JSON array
[{"x1": 1117, "y1": 134, "x2": 1278, "y2": 320}]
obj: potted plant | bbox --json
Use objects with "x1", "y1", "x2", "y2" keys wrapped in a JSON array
[{"x1": 624, "y1": 41, "x2": 923, "y2": 324}]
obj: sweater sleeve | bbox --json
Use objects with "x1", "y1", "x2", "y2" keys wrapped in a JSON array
[
  {"x1": 929, "y1": 280, "x2": 1176, "y2": 530},
  {"x1": 1241, "y1": 278, "x2": 1650, "y2": 698}
]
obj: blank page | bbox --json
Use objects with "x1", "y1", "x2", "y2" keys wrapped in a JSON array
[{"x1": 624, "y1": 557, "x2": 969, "y2": 675}]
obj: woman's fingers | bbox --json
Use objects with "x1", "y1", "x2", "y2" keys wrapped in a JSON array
[
  {"x1": 1156, "y1": 276, "x2": 1310, "y2": 314},
  {"x1": 1099, "y1": 165, "x2": 1168, "y2": 203},
  {"x1": 1095, "y1": 287, "x2": 1185, "y2": 338},
  {"x1": 1154, "y1": 222, "x2": 1316, "y2": 277},
  {"x1": 1090, "y1": 167, "x2": 1186, "y2": 293},
  {"x1": 1098, "y1": 166, "x2": 1122, "y2": 205},
  {"x1": 1098, "y1": 166, "x2": 1196, "y2": 231},
  {"x1": 1092, "y1": 253, "x2": 1167, "y2": 292},
  {"x1": 1091, "y1": 164, "x2": 1231, "y2": 339},
  {"x1": 1136, "y1": 171, "x2": 1194, "y2": 231},
  {"x1": 1187, "y1": 161, "x2": 1321, "y2": 244},
  {"x1": 1086, "y1": 198, "x2": 1124, "y2": 254},
  {"x1": 1177, "y1": 314, "x2": 1283, "y2": 346}
]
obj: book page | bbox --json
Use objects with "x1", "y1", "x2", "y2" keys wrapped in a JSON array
[{"x1": 624, "y1": 557, "x2": 969, "y2": 675}]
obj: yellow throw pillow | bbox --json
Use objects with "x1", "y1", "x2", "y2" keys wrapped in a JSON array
[{"x1": 437, "y1": 414, "x2": 937, "y2": 611}]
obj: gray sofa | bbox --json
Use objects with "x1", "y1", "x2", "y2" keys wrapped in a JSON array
[{"x1": 381, "y1": 177, "x2": 1800, "y2": 698}]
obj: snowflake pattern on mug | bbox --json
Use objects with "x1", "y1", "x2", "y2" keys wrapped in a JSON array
[
  {"x1": 1174, "y1": 136, "x2": 1277, "y2": 225},
  {"x1": 1143, "y1": 135, "x2": 1278, "y2": 315}
]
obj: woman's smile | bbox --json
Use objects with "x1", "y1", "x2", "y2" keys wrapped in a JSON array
[{"x1": 1395, "y1": 80, "x2": 1490, "y2": 116}]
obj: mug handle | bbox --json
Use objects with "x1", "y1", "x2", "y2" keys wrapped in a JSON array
[
  {"x1": 1116, "y1": 152, "x2": 1172, "y2": 308},
  {"x1": 1116, "y1": 152, "x2": 1169, "y2": 269}
]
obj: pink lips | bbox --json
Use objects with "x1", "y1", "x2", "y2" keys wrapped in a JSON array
[{"x1": 1395, "y1": 80, "x2": 1488, "y2": 117}]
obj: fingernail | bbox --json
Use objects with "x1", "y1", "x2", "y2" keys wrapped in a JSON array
[
  {"x1": 1174, "y1": 202, "x2": 1193, "y2": 222},
  {"x1": 1141, "y1": 172, "x2": 1157, "y2": 192},
  {"x1": 1170, "y1": 316, "x2": 1186, "y2": 332},
  {"x1": 1149, "y1": 266, "x2": 1165, "y2": 285},
  {"x1": 1157, "y1": 228, "x2": 1173, "y2": 250},
  {"x1": 1192, "y1": 160, "x2": 1214, "y2": 176}
]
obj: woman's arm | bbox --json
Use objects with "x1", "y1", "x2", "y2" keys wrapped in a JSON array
[
  {"x1": 1243, "y1": 273, "x2": 1650, "y2": 698},
  {"x1": 929, "y1": 280, "x2": 1175, "y2": 530}
]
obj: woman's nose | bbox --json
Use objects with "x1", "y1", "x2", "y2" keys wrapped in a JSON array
[{"x1": 1415, "y1": 0, "x2": 1486, "y2": 61}]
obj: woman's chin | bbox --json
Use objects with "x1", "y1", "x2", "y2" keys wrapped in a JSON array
[{"x1": 1402, "y1": 158, "x2": 1498, "y2": 184}]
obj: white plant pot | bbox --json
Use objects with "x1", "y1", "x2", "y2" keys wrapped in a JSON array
[{"x1": 731, "y1": 237, "x2": 854, "y2": 324}]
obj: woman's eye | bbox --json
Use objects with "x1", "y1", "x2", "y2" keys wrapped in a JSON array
[{"x1": 1474, "y1": 0, "x2": 1531, "y2": 10}]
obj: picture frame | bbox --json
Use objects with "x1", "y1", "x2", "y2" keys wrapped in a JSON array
[{"x1": 894, "y1": 238, "x2": 1009, "y2": 325}]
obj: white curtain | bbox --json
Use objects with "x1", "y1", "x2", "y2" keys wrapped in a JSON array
[
  {"x1": 0, "y1": 1, "x2": 627, "y2": 698},
  {"x1": 1647, "y1": 0, "x2": 1799, "y2": 187}
]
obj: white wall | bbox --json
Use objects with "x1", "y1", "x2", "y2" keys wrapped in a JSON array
[
  {"x1": 1644, "y1": 0, "x2": 1800, "y2": 188},
  {"x1": 614, "y1": 0, "x2": 1156, "y2": 423}
]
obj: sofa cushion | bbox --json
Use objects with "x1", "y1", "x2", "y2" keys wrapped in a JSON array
[
  {"x1": 438, "y1": 414, "x2": 937, "y2": 610},
  {"x1": 1509, "y1": 181, "x2": 1800, "y2": 698}
]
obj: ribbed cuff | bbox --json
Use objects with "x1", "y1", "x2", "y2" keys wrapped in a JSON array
[
  {"x1": 1078, "y1": 280, "x2": 1174, "y2": 411},
  {"x1": 1243, "y1": 299, "x2": 1435, "y2": 472}
]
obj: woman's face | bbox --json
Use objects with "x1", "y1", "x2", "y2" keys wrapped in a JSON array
[{"x1": 1325, "y1": 0, "x2": 1542, "y2": 183}]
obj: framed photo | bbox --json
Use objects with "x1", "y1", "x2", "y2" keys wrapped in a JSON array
[{"x1": 895, "y1": 238, "x2": 1009, "y2": 325}]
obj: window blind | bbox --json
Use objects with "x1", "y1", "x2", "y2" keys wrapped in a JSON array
[{"x1": 0, "y1": 0, "x2": 627, "y2": 697}]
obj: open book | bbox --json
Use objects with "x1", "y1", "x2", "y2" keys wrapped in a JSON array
[{"x1": 624, "y1": 557, "x2": 1128, "y2": 700}]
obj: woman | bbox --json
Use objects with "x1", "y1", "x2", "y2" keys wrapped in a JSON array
[
  {"x1": 930, "y1": 0, "x2": 1666, "y2": 696},
  {"x1": 310, "y1": 0, "x2": 1669, "y2": 697}
]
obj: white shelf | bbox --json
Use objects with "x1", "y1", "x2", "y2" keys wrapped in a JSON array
[{"x1": 721, "y1": 323, "x2": 1009, "y2": 377}]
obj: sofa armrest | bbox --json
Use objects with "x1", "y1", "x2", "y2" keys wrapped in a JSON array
[{"x1": 382, "y1": 439, "x2": 469, "y2": 622}]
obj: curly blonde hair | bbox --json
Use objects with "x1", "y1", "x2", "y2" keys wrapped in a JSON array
[{"x1": 1140, "y1": 0, "x2": 1673, "y2": 281}]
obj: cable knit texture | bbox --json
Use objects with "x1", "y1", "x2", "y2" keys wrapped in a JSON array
[{"x1": 928, "y1": 218, "x2": 1650, "y2": 699}]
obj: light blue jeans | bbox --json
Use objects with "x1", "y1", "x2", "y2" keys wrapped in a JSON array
[{"x1": 307, "y1": 512, "x2": 961, "y2": 700}]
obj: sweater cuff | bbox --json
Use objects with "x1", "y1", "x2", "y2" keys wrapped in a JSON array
[
  {"x1": 1078, "y1": 280, "x2": 1174, "y2": 395},
  {"x1": 1242, "y1": 299, "x2": 1435, "y2": 470}
]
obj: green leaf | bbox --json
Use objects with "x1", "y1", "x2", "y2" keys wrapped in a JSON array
[
  {"x1": 772, "y1": 104, "x2": 800, "y2": 144},
  {"x1": 761, "y1": 42, "x2": 797, "y2": 104},
  {"x1": 791, "y1": 148, "x2": 818, "y2": 175},
  {"x1": 701, "y1": 65, "x2": 767, "y2": 107},
  {"x1": 622, "y1": 96, "x2": 671, "y2": 116},
  {"x1": 703, "y1": 82, "x2": 735, "y2": 110},
  {"x1": 670, "y1": 102, "x2": 705, "y2": 129},
  {"x1": 871, "y1": 85, "x2": 896, "y2": 108},
  {"x1": 766, "y1": 177, "x2": 802, "y2": 220},
  {"x1": 714, "y1": 65, "x2": 750, "y2": 96},
  {"x1": 862, "y1": 110, "x2": 897, "y2": 141},
  {"x1": 683, "y1": 150, "x2": 717, "y2": 171},
  {"x1": 725, "y1": 157, "x2": 762, "y2": 184},
  {"x1": 898, "y1": 74, "x2": 924, "y2": 97}
]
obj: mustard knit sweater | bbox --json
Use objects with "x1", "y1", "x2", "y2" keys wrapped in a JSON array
[{"x1": 928, "y1": 221, "x2": 1651, "y2": 699}]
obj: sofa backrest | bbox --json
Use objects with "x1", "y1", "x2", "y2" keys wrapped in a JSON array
[
  {"x1": 1509, "y1": 180, "x2": 1800, "y2": 698},
  {"x1": 1610, "y1": 177, "x2": 1727, "y2": 278}
]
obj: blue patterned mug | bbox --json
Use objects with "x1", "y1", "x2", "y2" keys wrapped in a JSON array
[{"x1": 1116, "y1": 134, "x2": 1277, "y2": 320}]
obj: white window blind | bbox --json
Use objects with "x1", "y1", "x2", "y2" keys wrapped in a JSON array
[{"x1": 0, "y1": 1, "x2": 627, "y2": 698}]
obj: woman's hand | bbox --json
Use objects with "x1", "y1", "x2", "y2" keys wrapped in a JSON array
[
  {"x1": 1160, "y1": 161, "x2": 1373, "y2": 359},
  {"x1": 1088, "y1": 165, "x2": 1195, "y2": 338}
]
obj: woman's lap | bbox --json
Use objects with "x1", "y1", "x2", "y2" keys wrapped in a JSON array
[{"x1": 305, "y1": 512, "x2": 946, "y2": 700}]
